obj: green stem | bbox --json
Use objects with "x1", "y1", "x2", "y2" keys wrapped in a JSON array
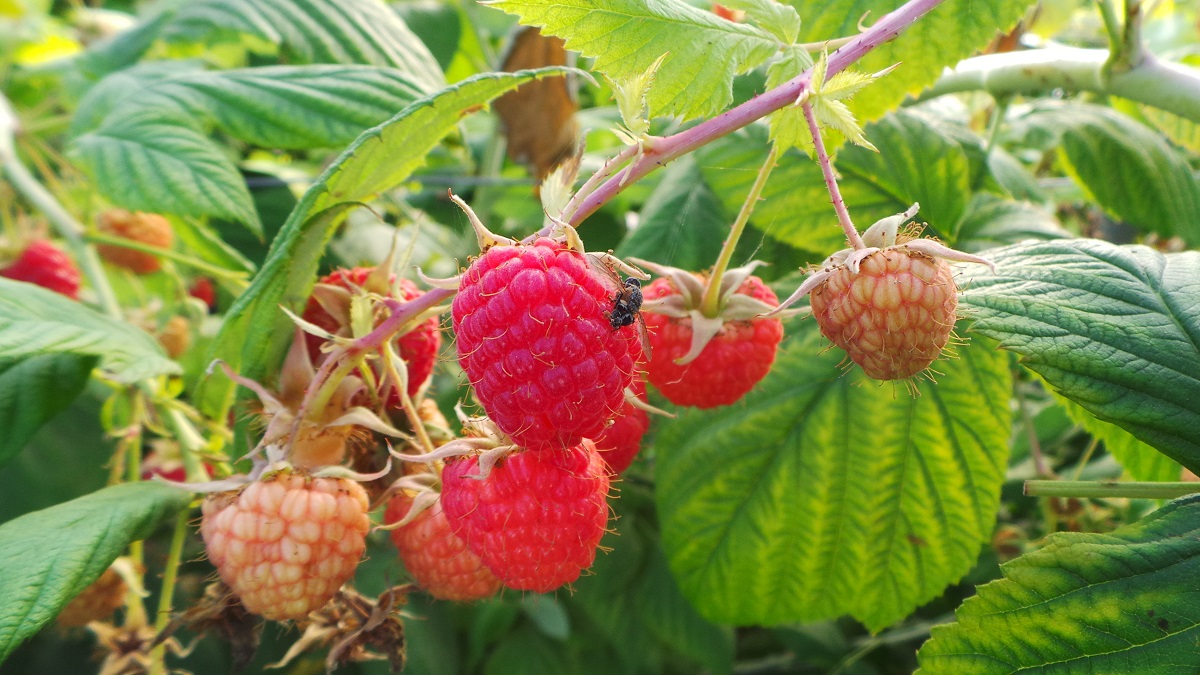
[
  {"x1": 85, "y1": 231, "x2": 250, "y2": 287},
  {"x1": 163, "y1": 405, "x2": 209, "y2": 483},
  {"x1": 1025, "y1": 480, "x2": 1198, "y2": 500},
  {"x1": 1071, "y1": 436, "x2": 1101, "y2": 482},
  {"x1": 699, "y1": 145, "x2": 779, "y2": 318},
  {"x1": 1098, "y1": 0, "x2": 1124, "y2": 62},
  {"x1": 147, "y1": 509, "x2": 190, "y2": 675}
]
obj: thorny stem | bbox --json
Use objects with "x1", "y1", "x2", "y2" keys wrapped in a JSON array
[
  {"x1": 699, "y1": 145, "x2": 779, "y2": 318},
  {"x1": 1025, "y1": 480, "x2": 1198, "y2": 501},
  {"x1": 147, "y1": 509, "x2": 191, "y2": 675},
  {"x1": 567, "y1": 0, "x2": 949, "y2": 225},
  {"x1": 802, "y1": 101, "x2": 863, "y2": 250},
  {"x1": 561, "y1": 144, "x2": 640, "y2": 223}
]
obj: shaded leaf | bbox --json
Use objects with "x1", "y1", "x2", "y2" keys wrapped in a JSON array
[
  {"x1": 917, "y1": 495, "x2": 1200, "y2": 674},
  {"x1": 655, "y1": 320, "x2": 1012, "y2": 631},
  {"x1": 0, "y1": 354, "x2": 97, "y2": 468},
  {"x1": 954, "y1": 193, "x2": 1070, "y2": 254},
  {"x1": 0, "y1": 483, "x2": 192, "y2": 665},
  {"x1": 635, "y1": 547, "x2": 734, "y2": 675},
  {"x1": 1057, "y1": 395, "x2": 1182, "y2": 483},
  {"x1": 959, "y1": 239, "x2": 1200, "y2": 473},
  {"x1": 0, "y1": 279, "x2": 179, "y2": 383},
  {"x1": 617, "y1": 155, "x2": 728, "y2": 267}
]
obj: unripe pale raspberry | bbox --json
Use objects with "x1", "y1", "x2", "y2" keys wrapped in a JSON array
[
  {"x1": 810, "y1": 249, "x2": 957, "y2": 380},
  {"x1": 303, "y1": 268, "x2": 441, "y2": 401},
  {"x1": 56, "y1": 567, "x2": 126, "y2": 627},
  {"x1": 644, "y1": 275, "x2": 783, "y2": 409},
  {"x1": 96, "y1": 209, "x2": 173, "y2": 274},
  {"x1": 1, "y1": 240, "x2": 81, "y2": 299},
  {"x1": 200, "y1": 471, "x2": 370, "y2": 621},
  {"x1": 451, "y1": 239, "x2": 638, "y2": 451},
  {"x1": 592, "y1": 376, "x2": 649, "y2": 474},
  {"x1": 384, "y1": 493, "x2": 501, "y2": 602},
  {"x1": 440, "y1": 441, "x2": 610, "y2": 592}
]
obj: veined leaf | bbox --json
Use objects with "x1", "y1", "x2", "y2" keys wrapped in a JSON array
[
  {"x1": 712, "y1": 0, "x2": 801, "y2": 43},
  {"x1": 954, "y1": 193, "x2": 1069, "y2": 254},
  {"x1": 0, "y1": 482, "x2": 192, "y2": 665},
  {"x1": 655, "y1": 320, "x2": 1012, "y2": 631},
  {"x1": 488, "y1": 0, "x2": 781, "y2": 120},
  {"x1": 196, "y1": 68, "x2": 576, "y2": 417},
  {"x1": 791, "y1": 0, "x2": 1031, "y2": 126},
  {"x1": 765, "y1": 45, "x2": 816, "y2": 151},
  {"x1": 0, "y1": 279, "x2": 179, "y2": 383},
  {"x1": 70, "y1": 64, "x2": 432, "y2": 233},
  {"x1": 1056, "y1": 395, "x2": 1182, "y2": 483},
  {"x1": 958, "y1": 239, "x2": 1200, "y2": 474},
  {"x1": 0, "y1": 354, "x2": 97, "y2": 467},
  {"x1": 702, "y1": 109, "x2": 971, "y2": 255},
  {"x1": 917, "y1": 495, "x2": 1200, "y2": 674},
  {"x1": 1021, "y1": 104, "x2": 1200, "y2": 245},
  {"x1": 617, "y1": 155, "x2": 729, "y2": 267},
  {"x1": 161, "y1": 0, "x2": 443, "y2": 91}
]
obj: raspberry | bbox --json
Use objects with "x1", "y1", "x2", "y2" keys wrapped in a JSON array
[
  {"x1": 440, "y1": 441, "x2": 610, "y2": 592},
  {"x1": 592, "y1": 376, "x2": 649, "y2": 474},
  {"x1": 384, "y1": 493, "x2": 501, "y2": 602},
  {"x1": 157, "y1": 315, "x2": 191, "y2": 359},
  {"x1": 57, "y1": 566, "x2": 126, "y2": 627},
  {"x1": 810, "y1": 249, "x2": 957, "y2": 380},
  {"x1": 302, "y1": 268, "x2": 440, "y2": 401},
  {"x1": 96, "y1": 209, "x2": 174, "y2": 274},
  {"x1": 643, "y1": 275, "x2": 783, "y2": 408},
  {"x1": 451, "y1": 239, "x2": 637, "y2": 451},
  {"x1": 189, "y1": 277, "x2": 217, "y2": 312},
  {"x1": 200, "y1": 471, "x2": 370, "y2": 621},
  {"x1": 1, "y1": 240, "x2": 81, "y2": 299}
]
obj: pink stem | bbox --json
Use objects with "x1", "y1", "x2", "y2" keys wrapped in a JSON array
[
  {"x1": 802, "y1": 101, "x2": 863, "y2": 250},
  {"x1": 567, "y1": 0, "x2": 948, "y2": 226}
]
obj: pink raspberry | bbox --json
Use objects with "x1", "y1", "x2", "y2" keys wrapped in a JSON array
[
  {"x1": 385, "y1": 493, "x2": 501, "y2": 602},
  {"x1": 451, "y1": 239, "x2": 638, "y2": 451}
]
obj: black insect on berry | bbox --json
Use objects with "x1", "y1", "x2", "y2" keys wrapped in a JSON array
[{"x1": 608, "y1": 277, "x2": 643, "y2": 330}]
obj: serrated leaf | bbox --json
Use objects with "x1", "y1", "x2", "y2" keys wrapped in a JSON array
[
  {"x1": 161, "y1": 0, "x2": 443, "y2": 91},
  {"x1": 70, "y1": 64, "x2": 432, "y2": 233},
  {"x1": 917, "y1": 495, "x2": 1200, "y2": 674},
  {"x1": 0, "y1": 278, "x2": 179, "y2": 383},
  {"x1": 489, "y1": 0, "x2": 780, "y2": 120},
  {"x1": 1056, "y1": 395, "x2": 1182, "y2": 483},
  {"x1": 0, "y1": 482, "x2": 192, "y2": 665},
  {"x1": 196, "y1": 69, "x2": 573, "y2": 417},
  {"x1": 954, "y1": 193, "x2": 1069, "y2": 254},
  {"x1": 1021, "y1": 104, "x2": 1200, "y2": 244},
  {"x1": 655, "y1": 320, "x2": 1012, "y2": 631},
  {"x1": 714, "y1": 0, "x2": 800, "y2": 43},
  {"x1": 791, "y1": 0, "x2": 1030, "y2": 127},
  {"x1": 766, "y1": 46, "x2": 816, "y2": 151},
  {"x1": 702, "y1": 109, "x2": 970, "y2": 255},
  {"x1": 958, "y1": 239, "x2": 1200, "y2": 474},
  {"x1": 0, "y1": 354, "x2": 97, "y2": 467}
]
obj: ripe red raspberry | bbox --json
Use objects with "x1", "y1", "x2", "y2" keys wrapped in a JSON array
[
  {"x1": 96, "y1": 209, "x2": 173, "y2": 274},
  {"x1": 810, "y1": 249, "x2": 957, "y2": 380},
  {"x1": 452, "y1": 239, "x2": 637, "y2": 451},
  {"x1": 592, "y1": 376, "x2": 649, "y2": 474},
  {"x1": 302, "y1": 267, "x2": 440, "y2": 401},
  {"x1": 200, "y1": 471, "x2": 370, "y2": 621},
  {"x1": 1, "y1": 240, "x2": 81, "y2": 299},
  {"x1": 440, "y1": 441, "x2": 610, "y2": 592},
  {"x1": 384, "y1": 493, "x2": 501, "y2": 602},
  {"x1": 56, "y1": 566, "x2": 127, "y2": 627},
  {"x1": 189, "y1": 277, "x2": 217, "y2": 312},
  {"x1": 643, "y1": 275, "x2": 783, "y2": 408}
]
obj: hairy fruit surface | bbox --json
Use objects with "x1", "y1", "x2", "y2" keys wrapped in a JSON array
[
  {"x1": 440, "y1": 441, "x2": 610, "y2": 592},
  {"x1": 1, "y1": 239, "x2": 81, "y2": 299},
  {"x1": 200, "y1": 471, "x2": 370, "y2": 621},
  {"x1": 96, "y1": 209, "x2": 173, "y2": 274},
  {"x1": 592, "y1": 376, "x2": 649, "y2": 474},
  {"x1": 643, "y1": 275, "x2": 783, "y2": 408},
  {"x1": 452, "y1": 239, "x2": 637, "y2": 451},
  {"x1": 810, "y1": 249, "x2": 957, "y2": 380},
  {"x1": 385, "y1": 493, "x2": 501, "y2": 602}
]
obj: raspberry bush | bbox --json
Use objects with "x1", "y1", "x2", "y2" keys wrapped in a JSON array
[{"x1": 4, "y1": 0, "x2": 1200, "y2": 673}]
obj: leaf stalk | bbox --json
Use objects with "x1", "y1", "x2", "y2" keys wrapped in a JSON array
[{"x1": 1025, "y1": 480, "x2": 1198, "y2": 500}]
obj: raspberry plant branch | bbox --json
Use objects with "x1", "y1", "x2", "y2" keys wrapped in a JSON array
[
  {"x1": 802, "y1": 101, "x2": 864, "y2": 251},
  {"x1": 147, "y1": 509, "x2": 191, "y2": 675},
  {"x1": 1024, "y1": 480, "x2": 1198, "y2": 501},
  {"x1": 566, "y1": 0, "x2": 949, "y2": 226},
  {"x1": 84, "y1": 231, "x2": 251, "y2": 288},
  {"x1": 699, "y1": 145, "x2": 779, "y2": 318}
]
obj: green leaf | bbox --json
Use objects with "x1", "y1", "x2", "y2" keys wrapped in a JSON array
[
  {"x1": 958, "y1": 239, "x2": 1200, "y2": 474},
  {"x1": 701, "y1": 109, "x2": 971, "y2": 255},
  {"x1": 765, "y1": 46, "x2": 817, "y2": 151},
  {"x1": 1057, "y1": 395, "x2": 1182, "y2": 483},
  {"x1": 1022, "y1": 104, "x2": 1200, "y2": 244},
  {"x1": 792, "y1": 0, "x2": 1031, "y2": 126},
  {"x1": 714, "y1": 0, "x2": 801, "y2": 43},
  {"x1": 0, "y1": 482, "x2": 192, "y2": 665},
  {"x1": 954, "y1": 193, "x2": 1070, "y2": 254},
  {"x1": 617, "y1": 155, "x2": 728, "y2": 267},
  {"x1": 0, "y1": 354, "x2": 97, "y2": 468},
  {"x1": 196, "y1": 68, "x2": 574, "y2": 417},
  {"x1": 70, "y1": 64, "x2": 432, "y2": 233},
  {"x1": 0, "y1": 279, "x2": 179, "y2": 383},
  {"x1": 484, "y1": 626, "x2": 578, "y2": 675},
  {"x1": 917, "y1": 495, "x2": 1200, "y2": 674},
  {"x1": 489, "y1": 0, "x2": 781, "y2": 120},
  {"x1": 161, "y1": 0, "x2": 443, "y2": 91},
  {"x1": 655, "y1": 320, "x2": 1013, "y2": 631},
  {"x1": 635, "y1": 547, "x2": 734, "y2": 675}
]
